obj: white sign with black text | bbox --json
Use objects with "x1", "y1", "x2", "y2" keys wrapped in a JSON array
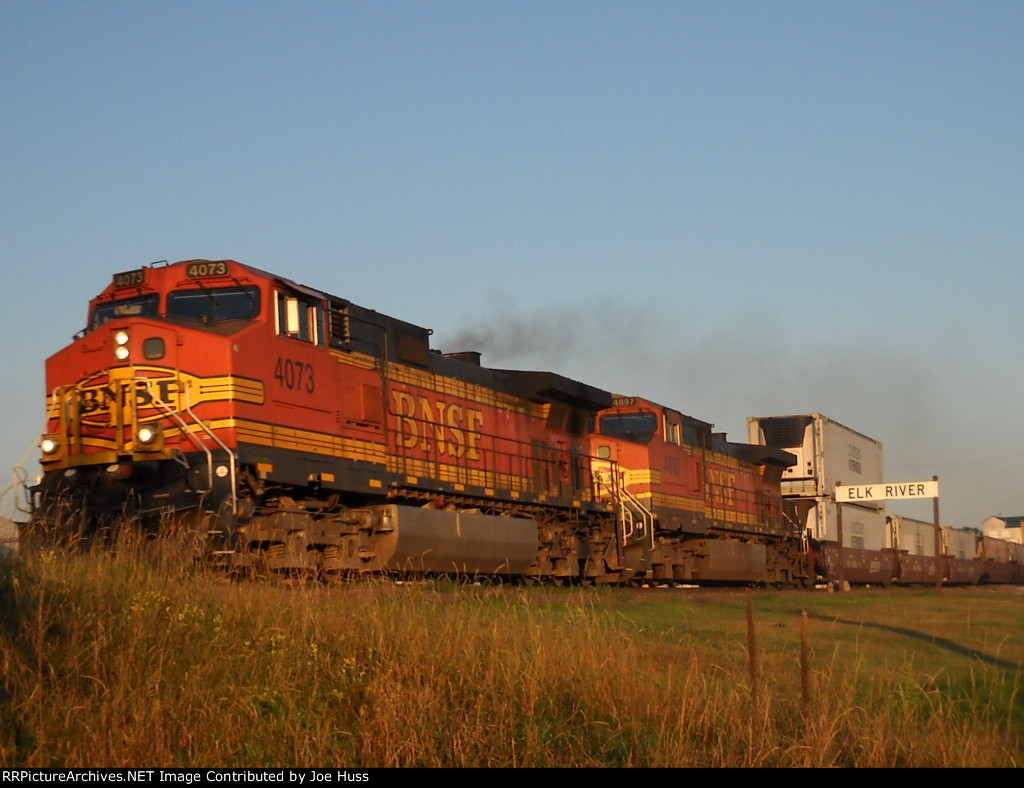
[{"x1": 835, "y1": 480, "x2": 939, "y2": 502}]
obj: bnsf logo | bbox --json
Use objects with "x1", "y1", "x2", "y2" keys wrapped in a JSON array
[
  {"x1": 391, "y1": 390, "x2": 484, "y2": 460},
  {"x1": 707, "y1": 468, "x2": 738, "y2": 508},
  {"x1": 70, "y1": 377, "x2": 180, "y2": 426}
]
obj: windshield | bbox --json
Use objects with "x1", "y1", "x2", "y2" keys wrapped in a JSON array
[
  {"x1": 599, "y1": 412, "x2": 658, "y2": 444},
  {"x1": 167, "y1": 286, "x2": 261, "y2": 322},
  {"x1": 91, "y1": 294, "x2": 160, "y2": 327}
]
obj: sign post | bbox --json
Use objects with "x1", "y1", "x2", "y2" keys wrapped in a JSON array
[
  {"x1": 932, "y1": 475, "x2": 941, "y2": 589},
  {"x1": 835, "y1": 483, "x2": 845, "y2": 590}
]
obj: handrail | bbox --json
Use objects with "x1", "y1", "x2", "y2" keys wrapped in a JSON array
[
  {"x1": 593, "y1": 466, "x2": 655, "y2": 553},
  {"x1": 133, "y1": 378, "x2": 212, "y2": 480},
  {"x1": 138, "y1": 377, "x2": 238, "y2": 515},
  {"x1": 618, "y1": 482, "x2": 656, "y2": 549}
]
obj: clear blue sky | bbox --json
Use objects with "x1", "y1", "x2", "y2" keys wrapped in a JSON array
[{"x1": 2, "y1": 1, "x2": 1022, "y2": 526}]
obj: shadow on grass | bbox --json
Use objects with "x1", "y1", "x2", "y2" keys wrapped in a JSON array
[{"x1": 807, "y1": 612, "x2": 1021, "y2": 670}]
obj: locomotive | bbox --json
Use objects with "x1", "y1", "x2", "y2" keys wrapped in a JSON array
[{"x1": 25, "y1": 258, "x2": 807, "y2": 584}]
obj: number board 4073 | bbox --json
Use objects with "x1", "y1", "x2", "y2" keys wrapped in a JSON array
[{"x1": 186, "y1": 260, "x2": 229, "y2": 278}]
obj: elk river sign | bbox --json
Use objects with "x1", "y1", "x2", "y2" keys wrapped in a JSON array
[{"x1": 835, "y1": 480, "x2": 940, "y2": 502}]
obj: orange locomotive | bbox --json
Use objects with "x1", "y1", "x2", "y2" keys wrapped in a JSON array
[
  {"x1": 29, "y1": 259, "x2": 802, "y2": 583},
  {"x1": 591, "y1": 397, "x2": 802, "y2": 583}
]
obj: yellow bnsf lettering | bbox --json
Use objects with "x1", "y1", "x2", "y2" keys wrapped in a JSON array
[
  {"x1": 707, "y1": 468, "x2": 737, "y2": 507},
  {"x1": 393, "y1": 391, "x2": 419, "y2": 450},
  {"x1": 391, "y1": 390, "x2": 484, "y2": 460},
  {"x1": 465, "y1": 409, "x2": 483, "y2": 459}
]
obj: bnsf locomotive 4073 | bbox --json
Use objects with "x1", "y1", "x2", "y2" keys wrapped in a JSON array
[{"x1": 26, "y1": 258, "x2": 807, "y2": 584}]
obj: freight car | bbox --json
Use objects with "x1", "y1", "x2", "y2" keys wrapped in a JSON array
[
  {"x1": 888, "y1": 518, "x2": 1022, "y2": 586},
  {"x1": 749, "y1": 415, "x2": 1024, "y2": 587},
  {"x1": 23, "y1": 259, "x2": 805, "y2": 585},
  {"x1": 749, "y1": 414, "x2": 894, "y2": 585}
]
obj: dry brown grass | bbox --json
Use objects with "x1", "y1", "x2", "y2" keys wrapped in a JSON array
[{"x1": 0, "y1": 536, "x2": 1021, "y2": 767}]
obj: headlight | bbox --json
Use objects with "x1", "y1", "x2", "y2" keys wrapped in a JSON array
[
  {"x1": 134, "y1": 424, "x2": 162, "y2": 451},
  {"x1": 114, "y1": 329, "x2": 130, "y2": 360},
  {"x1": 40, "y1": 437, "x2": 59, "y2": 454}
]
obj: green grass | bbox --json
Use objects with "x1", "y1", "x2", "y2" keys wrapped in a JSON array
[{"x1": 0, "y1": 540, "x2": 1021, "y2": 767}]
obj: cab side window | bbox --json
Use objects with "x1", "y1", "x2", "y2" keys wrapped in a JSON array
[{"x1": 276, "y1": 291, "x2": 324, "y2": 345}]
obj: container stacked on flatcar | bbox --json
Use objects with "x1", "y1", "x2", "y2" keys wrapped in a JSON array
[
  {"x1": 747, "y1": 414, "x2": 895, "y2": 584},
  {"x1": 943, "y1": 527, "x2": 984, "y2": 585},
  {"x1": 888, "y1": 515, "x2": 942, "y2": 584},
  {"x1": 980, "y1": 536, "x2": 1015, "y2": 585},
  {"x1": 886, "y1": 515, "x2": 995, "y2": 585},
  {"x1": 750, "y1": 415, "x2": 1022, "y2": 586},
  {"x1": 1013, "y1": 543, "x2": 1024, "y2": 584},
  {"x1": 27, "y1": 258, "x2": 800, "y2": 584},
  {"x1": 982, "y1": 517, "x2": 1024, "y2": 582}
]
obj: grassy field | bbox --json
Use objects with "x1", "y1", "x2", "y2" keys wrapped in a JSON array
[{"x1": 1, "y1": 539, "x2": 1021, "y2": 768}]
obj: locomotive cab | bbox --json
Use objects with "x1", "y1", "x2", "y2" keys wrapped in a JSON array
[{"x1": 34, "y1": 261, "x2": 267, "y2": 532}]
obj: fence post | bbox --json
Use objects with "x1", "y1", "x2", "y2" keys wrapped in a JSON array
[{"x1": 746, "y1": 587, "x2": 758, "y2": 702}]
